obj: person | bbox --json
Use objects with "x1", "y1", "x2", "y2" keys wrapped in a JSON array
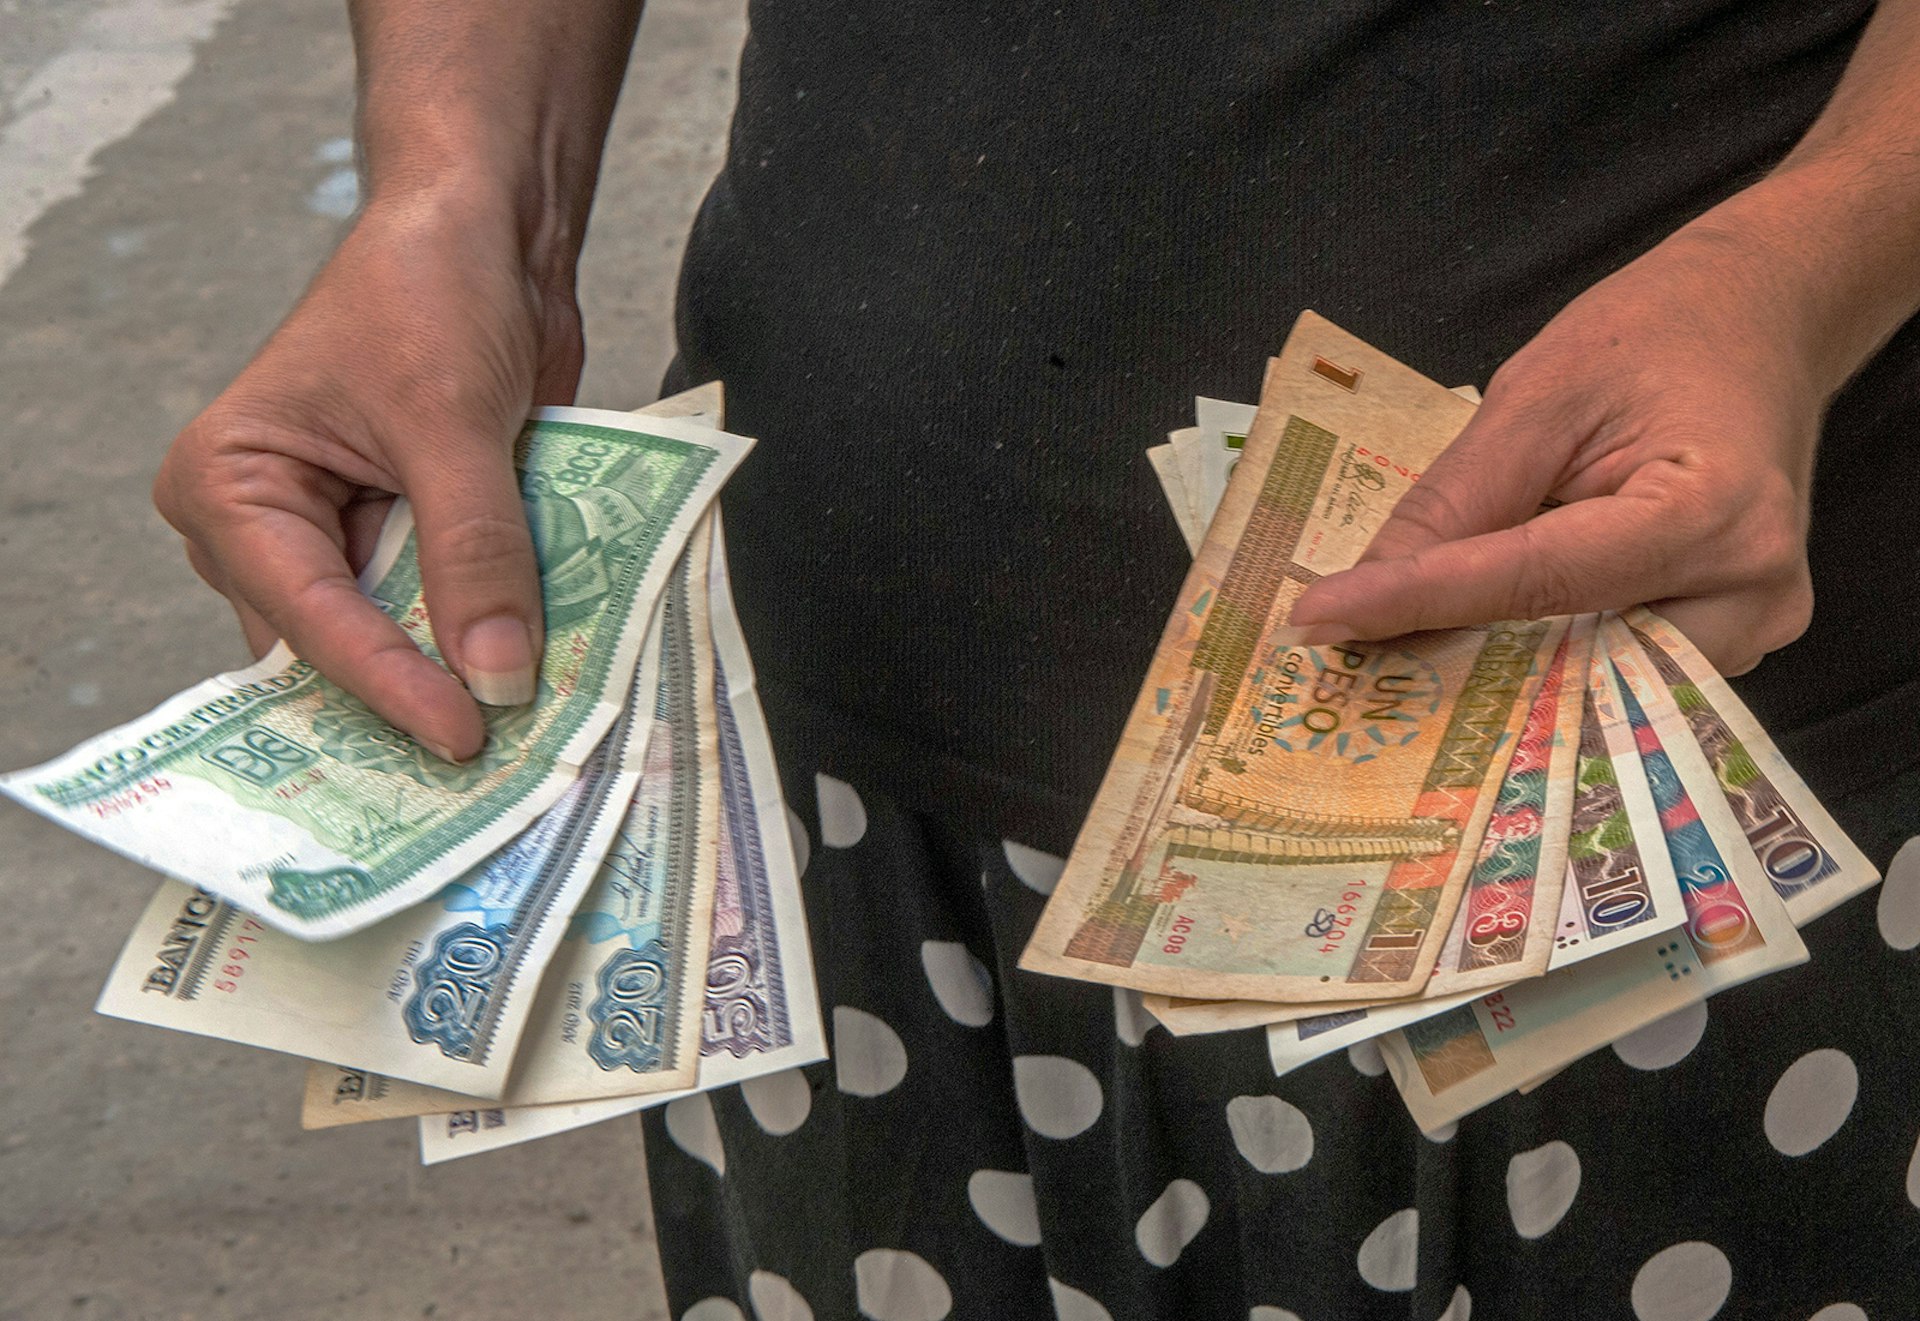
[{"x1": 156, "y1": 2, "x2": 1920, "y2": 1316}]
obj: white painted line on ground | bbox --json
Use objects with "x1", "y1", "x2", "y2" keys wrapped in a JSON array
[{"x1": 0, "y1": 0, "x2": 238, "y2": 290}]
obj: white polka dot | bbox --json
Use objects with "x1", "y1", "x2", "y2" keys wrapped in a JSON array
[
  {"x1": 1506, "y1": 1140, "x2": 1581, "y2": 1239},
  {"x1": 1764, "y1": 1048, "x2": 1858, "y2": 1157},
  {"x1": 749, "y1": 1269, "x2": 814, "y2": 1321},
  {"x1": 1613, "y1": 1000, "x2": 1709, "y2": 1071},
  {"x1": 1425, "y1": 1121, "x2": 1458, "y2": 1144},
  {"x1": 1437, "y1": 1285, "x2": 1472, "y2": 1321},
  {"x1": 920, "y1": 940, "x2": 994, "y2": 1027},
  {"x1": 665, "y1": 1093, "x2": 724, "y2": 1176},
  {"x1": 684, "y1": 1301, "x2": 746, "y2": 1321},
  {"x1": 1013, "y1": 1055, "x2": 1104, "y2": 1139},
  {"x1": 968, "y1": 1169, "x2": 1041, "y2": 1246},
  {"x1": 1357, "y1": 1208, "x2": 1418, "y2": 1292},
  {"x1": 1113, "y1": 986, "x2": 1153, "y2": 1047},
  {"x1": 816, "y1": 773, "x2": 867, "y2": 847},
  {"x1": 1135, "y1": 1178, "x2": 1210, "y2": 1268},
  {"x1": 833, "y1": 1006, "x2": 909, "y2": 1097},
  {"x1": 1809, "y1": 1306, "x2": 1866, "y2": 1321},
  {"x1": 741, "y1": 1067, "x2": 812, "y2": 1136},
  {"x1": 854, "y1": 1248, "x2": 952, "y2": 1321},
  {"x1": 1878, "y1": 837, "x2": 1920, "y2": 950},
  {"x1": 1250, "y1": 1309, "x2": 1303, "y2": 1321},
  {"x1": 1225, "y1": 1095, "x2": 1314, "y2": 1174},
  {"x1": 1048, "y1": 1279, "x2": 1113, "y2": 1321},
  {"x1": 1348, "y1": 1039, "x2": 1387, "y2": 1077},
  {"x1": 1004, "y1": 839, "x2": 1066, "y2": 894},
  {"x1": 1631, "y1": 1241, "x2": 1731, "y2": 1321},
  {"x1": 787, "y1": 806, "x2": 812, "y2": 878},
  {"x1": 1909, "y1": 1130, "x2": 1920, "y2": 1208}
]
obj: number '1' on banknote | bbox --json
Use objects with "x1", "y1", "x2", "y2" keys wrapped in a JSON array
[{"x1": 1023, "y1": 313, "x2": 1563, "y2": 1003}]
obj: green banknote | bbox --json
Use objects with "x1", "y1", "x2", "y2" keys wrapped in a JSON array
[
  {"x1": 300, "y1": 525, "x2": 723, "y2": 1117},
  {"x1": 412, "y1": 517, "x2": 828, "y2": 1163},
  {"x1": 1, "y1": 407, "x2": 750, "y2": 939},
  {"x1": 94, "y1": 613, "x2": 664, "y2": 1099}
]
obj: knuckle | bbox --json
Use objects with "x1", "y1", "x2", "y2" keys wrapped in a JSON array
[
  {"x1": 153, "y1": 413, "x2": 285, "y2": 529},
  {"x1": 152, "y1": 432, "x2": 211, "y2": 533},
  {"x1": 1731, "y1": 477, "x2": 1807, "y2": 583},
  {"x1": 1480, "y1": 347, "x2": 1579, "y2": 430},
  {"x1": 271, "y1": 575, "x2": 380, "y2": 666},
  {"x1": 1650, "y1": 466, "x2": 1717, "y2": 527},
  {"x1": 421, "y1": 510, "x2": 536, "y2": 580},
  {"x1": 1744, "y1": 523, "x2": 1804, "y2": 585},
  {"x1": 1501, "y1": 526, "x2": 1585, "y2": 620},
  {"x1": 210, "y1": 447, "x2": 296, "y2": 507},
  {"x1": 181, "y1": 539, "x2": 224, "y2": 590},
  {"x1": 1507, "y1": 560, "x2": 1581, "y2": 622},
  {"x1": 1759, "y1": 575, "x2": 1815, "y2": 653},
  {"x1": 1378, "y1": 481, "x2": 1469, "y2": 551},
  {"x1": 1481, "y1": 351, "x2": 1541, "y2": 407},
  {"x1": 152, "y1": 468, "x2": 189, "y2": 534}
]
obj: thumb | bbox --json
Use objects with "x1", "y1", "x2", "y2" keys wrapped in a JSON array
[
  {"x1": 1359, "y1": 388, "x2": 1570, "y2": 566},
  {"x1": 1291, "y1": 388, "x2": 1567, "y2": 629},
  {"x1": 1283, "y1": 493, "x2": 1686, "y2": 640},
  {"x1": 399, "y1": 426, "x2": 545, "y2": 709}
]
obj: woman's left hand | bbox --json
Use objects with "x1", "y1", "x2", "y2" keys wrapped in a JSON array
[{"x1": 1287, "y1": 198, "x2": 1835, "y2": 676}]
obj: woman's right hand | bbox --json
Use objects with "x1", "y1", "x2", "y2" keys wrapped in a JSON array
[{"x1": 154, "y1": 187, "x2": 584, "y2": 762}]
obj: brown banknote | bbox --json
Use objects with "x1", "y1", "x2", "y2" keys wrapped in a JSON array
[
  {"x1": 1022, "y1": 313, "x2": 1565, "y2": 1003},
  {"x1": 1143, "y1": 614, "x2": 1594, "y2": 1032}
]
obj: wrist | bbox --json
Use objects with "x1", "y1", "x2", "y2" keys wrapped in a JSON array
[
  {"x1": 355, "y1": 155, "x2": 581, "y2": 301},
  {"x1": 343, "y1": 2, "x2": 643, "y2": 306},
  {"x1": 340, "y1": 1, "x2": 640, "y2": 320},
  {"x1": 1679, "y1": 158, "x2": 1920, "y2": 400}
]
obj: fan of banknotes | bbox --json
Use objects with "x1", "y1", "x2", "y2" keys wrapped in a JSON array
[
  {"x1": 4, "y1": 318, "x2": 1884, "y2": 1158},
  {"x1": 1020, "y1": 312, "x2": 1881, "y2": 1133},
  {"x1": 1, "y1": 385, "x2": 827, "y2": 1164}
]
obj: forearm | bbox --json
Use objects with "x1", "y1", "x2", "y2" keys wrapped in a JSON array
[
  {"x1": 348, "y1": 0, "x2": 645, "y2": 284},
  {"x1": 1688, "y1": 0, "x2": 1920, "y2": 398}
]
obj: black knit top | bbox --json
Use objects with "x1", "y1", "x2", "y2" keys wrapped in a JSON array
[{"x1": 667, "y1": 0, "x2": 1920, "y2": 857}]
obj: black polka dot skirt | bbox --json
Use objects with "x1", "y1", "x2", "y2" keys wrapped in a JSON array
[{"x1": 643, "y1": 766, "x2": 1920, "y2": 1321}]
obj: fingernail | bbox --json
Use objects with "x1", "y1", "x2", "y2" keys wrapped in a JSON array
[
  {"x1": 1277, "y1": 622, "x2": 1360, "y2": 648},
  {"x1": 424, "y1": 739, "x2": 463, "y2": 764},
  {"x1": 462, "y1": 615, "x2": 536, "y2": 707}
]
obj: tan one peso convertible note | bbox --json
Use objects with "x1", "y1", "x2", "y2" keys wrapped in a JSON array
[{"x1": 1020, "y1": 313, "x2": 1567, "y2": 1003}]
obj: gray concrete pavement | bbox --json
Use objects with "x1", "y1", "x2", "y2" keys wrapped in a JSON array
[{"x1": 0, "y1": 1, "x2": 745, "y2": 1317}]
